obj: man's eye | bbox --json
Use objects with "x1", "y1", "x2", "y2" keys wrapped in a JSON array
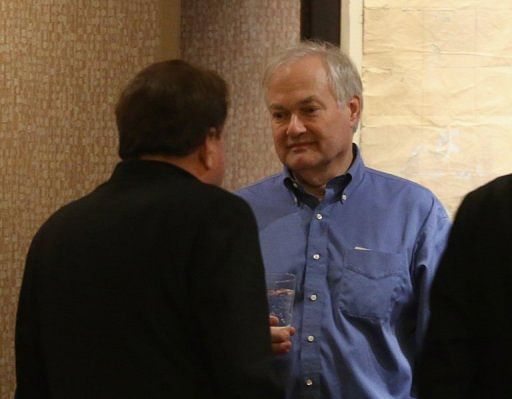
[
  {"x1": 272, "y1": 112, "x2": 286, "y2": 121},
  {"x1": 303, "y1": 107, "x2": 319, "y2": 115}
]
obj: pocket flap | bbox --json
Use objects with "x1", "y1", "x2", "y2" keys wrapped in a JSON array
[{"x1": 345, "y1": 249, "x2": 405, "y2": 279}]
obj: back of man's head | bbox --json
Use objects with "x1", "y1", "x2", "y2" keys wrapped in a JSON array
[{"x1": 116, "y1": 60, "x2": 228, "y2": 160}]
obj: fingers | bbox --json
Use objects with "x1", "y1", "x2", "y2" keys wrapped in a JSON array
[
  {"x1": 270, "y1": 326, "x2": 295, "y2": 355},
  {"x1": 269, "y1": 315, "x2": 279, "y2": 326},
  {"x1": 269, "y1": 315, "x2": 296, "y2": 335},
  {"x1": 271, "y1": 341, "x2": 291, "y2": 355}
]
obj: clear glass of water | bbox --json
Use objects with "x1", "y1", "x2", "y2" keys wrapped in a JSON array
[{"x1": 265, "y1": 272, "x2": 296, "y2": 327}]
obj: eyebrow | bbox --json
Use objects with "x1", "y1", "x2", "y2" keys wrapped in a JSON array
[
  {"x1": 268, "y1": 104, "x2": 287, "y2": 111},
  {"x1": 268, "y1": 96, "x2": 323, "y2": 111},
  {"x1": 297, "y1": 96, "x2": 322, "y2": 106}
]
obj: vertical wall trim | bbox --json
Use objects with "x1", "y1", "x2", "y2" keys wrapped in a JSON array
[
  {"x1": 341, "y1": 0, "x2": 363, "y2": 73},
  {"x1": 341, "y1": 0, "x2": 363, "y2": 141}
]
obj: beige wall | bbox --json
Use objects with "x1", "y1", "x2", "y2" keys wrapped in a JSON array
[
  {"x1": 181, "y1": 0, "x2": 300, "y2": 191},
  {"x1": 158, "y1": 0, "x2": 181, "y2": 61},
  {"x1": 0, "y1": 1, "x2": 180, "y2": 397},
  {"x1": 361, "y1": 0, "x2": 512, "y2": 215}
]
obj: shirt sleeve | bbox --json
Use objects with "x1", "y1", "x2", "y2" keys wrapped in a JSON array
[
  {"x1": 411, "y1": 197, "x2": 451, "y2": 353},
  {"x1": 189, "y1": 194, "x2": 283, "y2": 399}
]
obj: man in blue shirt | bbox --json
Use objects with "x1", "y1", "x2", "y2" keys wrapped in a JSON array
[{"x1": 237, "y1": 41, "x2": 450, "y2": 398}]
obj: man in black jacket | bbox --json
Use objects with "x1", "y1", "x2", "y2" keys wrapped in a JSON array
[
  {"x1": 418, "y1": 174, "x2": 512, "y2": 398},
  {"x1": 15, "y1": 60, "x2": 282, "y2": 399}
]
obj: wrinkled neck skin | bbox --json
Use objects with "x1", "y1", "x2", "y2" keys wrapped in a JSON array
[{"x1": 291, "y1": 152, "x2": 354, "y2": 200}]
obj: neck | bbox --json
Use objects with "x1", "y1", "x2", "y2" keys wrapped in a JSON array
[
  {"x1": 292, "y1": 154, "x2": 354, "y2": 201},
  {"x1": 294, "y1": 173, "x2": 328, "y2": 200}
]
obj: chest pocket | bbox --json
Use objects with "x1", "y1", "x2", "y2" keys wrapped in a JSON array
[{"x1": 336, "y1": 249, "x2": 408, "y2": 322}]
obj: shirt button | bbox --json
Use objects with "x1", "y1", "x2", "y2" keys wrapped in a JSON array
[
  {"x1": 341, "y1": 194, "x2": 347, "y2": 201},
  {"x1": 315, "y1": 213, "x2": 323, "y2": 220},
  {"x1": 309, "y1": 294, "x2": 318, "y2": 301},
  {"x1": 305, "y1": 378, "x2": 313, "y2": 387},
  {"x1": 312, "y1": 254, "x2": 320, "y2": 260},
  {"x1": 307, "y1": 335, "x2": 315, "y2": 342}
]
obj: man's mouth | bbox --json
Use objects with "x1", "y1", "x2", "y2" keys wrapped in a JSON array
[{"x1": 288, "y1": 142, "x2": 314, "y2": 150}]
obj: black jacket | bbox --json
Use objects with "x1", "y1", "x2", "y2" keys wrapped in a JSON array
[
  {"x1": 418, "y1": 174, "x2": 512, "y2": 398},
  {"x1": 15, "y1": 160, "x2": 282, "y2": 399}
]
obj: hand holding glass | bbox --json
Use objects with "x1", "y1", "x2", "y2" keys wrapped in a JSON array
[{"x1": 266, "y1": 273, "x2": 295, "y2": 327}]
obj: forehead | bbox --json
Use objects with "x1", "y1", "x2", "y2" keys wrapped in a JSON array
[{"x1": 266, "y1": 56, "x2": 333, "y2": 105}]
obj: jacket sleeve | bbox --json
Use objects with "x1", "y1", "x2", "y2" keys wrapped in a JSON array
[
  {"x1": 15, "y1": 231, "x2": 49, "y2": 399},
  {"x1": 189, "y1": 194, "x2": 283, "y2": 399}
]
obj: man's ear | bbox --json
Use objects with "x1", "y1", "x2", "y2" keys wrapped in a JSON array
[
  {"x1": 198, "y1": 142, "x2": 212, "y2": 170},
  {"x1": 198, "y1": 128, "x2": 219, "y2": 170},
  {"x1": 347, "y1": 95, "x2": 361, "y2": 123}
]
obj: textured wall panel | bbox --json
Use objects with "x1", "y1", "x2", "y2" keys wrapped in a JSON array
[
  {"x1": 181, "y1": 0, "x2": 300, "y2": 190},
  {"x1": 362, "y1": 1, "x2": 512, "y2": 215},
  {"x1": 0, "y1": 1, "x2": 164, "y2": 397}
]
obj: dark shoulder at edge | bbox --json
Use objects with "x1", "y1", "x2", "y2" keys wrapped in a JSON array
[{"x1": 465, "y1": 173, "x2": 512, "y2": 205}]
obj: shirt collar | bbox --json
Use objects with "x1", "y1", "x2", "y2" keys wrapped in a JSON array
[
  {"x1": 281, "y1": 143, "x2": 366, "y2": 206},
  {"x1": 343, "y1": 143, "x2": 366, "y2": 199}
]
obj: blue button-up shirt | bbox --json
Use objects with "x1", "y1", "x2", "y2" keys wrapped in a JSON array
[{"x1": 237, "y1": 146, "x2": 450, "y2": 399}]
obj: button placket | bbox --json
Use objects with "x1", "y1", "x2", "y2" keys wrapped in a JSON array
[{"x1": 301, "y1": 204, "x2": 328, "y2": 390}]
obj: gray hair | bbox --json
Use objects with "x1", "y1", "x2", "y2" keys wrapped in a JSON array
[{"x1": 262, "y1": 41, "x2": 363, "y2": 112}]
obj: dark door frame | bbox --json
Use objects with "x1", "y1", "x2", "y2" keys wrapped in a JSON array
[{"x1": 300, "y1": 0, "x2": 341, "y2": 45}]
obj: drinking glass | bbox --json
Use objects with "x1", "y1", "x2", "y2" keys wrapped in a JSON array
[{"x1": 265, "y1": 272, "x2": 295, "y2": 327}]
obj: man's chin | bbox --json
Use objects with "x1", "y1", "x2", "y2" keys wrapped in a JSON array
[{"x1": 285, "y1": 157, "x2": 318, "y2": 173}]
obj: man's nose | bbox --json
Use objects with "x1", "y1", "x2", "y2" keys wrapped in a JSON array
[{"x1": 286, "y1": 114, "x2": 306, "y2": 136}]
